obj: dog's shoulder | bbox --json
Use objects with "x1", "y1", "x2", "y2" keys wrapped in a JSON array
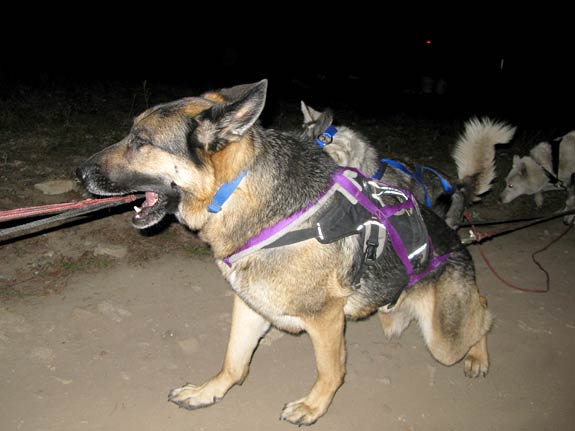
[{"x1": 529, "y1": 141, "x2": 552, "y2": 170}]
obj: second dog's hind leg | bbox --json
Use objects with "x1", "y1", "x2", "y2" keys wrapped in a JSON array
[{"x1": 169, "y1": 294, "x2": 270, "y2": 409}]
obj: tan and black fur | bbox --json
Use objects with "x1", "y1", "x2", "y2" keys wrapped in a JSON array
[{"x1": 77, "y1": 80, "x2": 492, "y2": 426}]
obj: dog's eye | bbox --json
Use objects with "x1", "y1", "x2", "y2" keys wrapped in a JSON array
[{"x1": 131, "y1": 137, "x2": 150, "y2": 150}]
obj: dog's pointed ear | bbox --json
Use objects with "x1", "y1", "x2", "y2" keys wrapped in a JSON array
[
  {"x1": 314, "y1": 109, "x2": 334, "y2": 135},
  {"x1": 203, "y1": 81, "x2": 265, "y2": 103},
  {"x1": 301, "y1": 101, "x2": 320, "y2": 124},
  {"x1": 219, "y1": 82, "x2": 265, "y2": 102},
  {"x1": 195, "y1": 80, "x2": 268, "y2": 152},
  {"x1": 300, "y1": 102, "x2": 334, "y2": 139},
  {"x1": 301, "y1": 101, "x2": 327, "y2": 124}
]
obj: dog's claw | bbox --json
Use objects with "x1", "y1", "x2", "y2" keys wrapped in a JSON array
[
  {"x1": 168, "y1": 384, "x2": 222, "y2": 411},
  {"x1": 280, "y1": 400, "x2": 323, "y2": 426}
]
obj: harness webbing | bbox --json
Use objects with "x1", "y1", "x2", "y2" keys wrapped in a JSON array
[
  {"x1": 223, "y1": 174, "x2": 340, "y2": 266},
  {"x1": 223, "y1": 168, "x2": 451, "y2": 288},
  {"x1": 536, "y1": 139, "x2": 564, "y2": 188},
  {"x1": 545, "y1": 139, "x2": 562, "y2": 185},
  {"x1": 374, "y1": 158, "x2": 454, "y2": 207},
  {"x1": 333, "y1": 171, "x2": 415, "y2": 277}
]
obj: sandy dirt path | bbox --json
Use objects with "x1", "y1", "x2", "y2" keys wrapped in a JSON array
[{"x1": 1, "y1": 218, "x2": 574, "y2": 431}]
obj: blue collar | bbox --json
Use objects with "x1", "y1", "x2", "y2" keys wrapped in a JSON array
[
  {"x1": 208, "y1": 170, "x2": 247, "y2": 213},
  {"x1": 315, "y1": 125, "x2": 338, "y2": 149}
]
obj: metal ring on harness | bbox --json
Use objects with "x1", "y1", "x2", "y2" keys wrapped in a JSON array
[{"x1": 315, "y1": 125, "x2": 337, "y2": 149}]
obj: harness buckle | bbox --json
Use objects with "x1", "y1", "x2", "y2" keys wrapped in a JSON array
[
  {"x1": 363, "y1": 239, "x2": 378, "y2": 264},
  {"x1": 316, "y1": 132, "x2": 333, "y2": 147},
  {"x1": 315, "y1": 125, "x2": 337, "y2": 149}
]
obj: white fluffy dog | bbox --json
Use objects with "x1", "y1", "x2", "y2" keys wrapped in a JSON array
[{"x1": 500, "y1": 131, "x2": 575, "y2": 224}]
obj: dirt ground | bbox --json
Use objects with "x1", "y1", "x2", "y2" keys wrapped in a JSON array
[{"x1": 1, "y1": 86, "x2": 574, "y2": 430}]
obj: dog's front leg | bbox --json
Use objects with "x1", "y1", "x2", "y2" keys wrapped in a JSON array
[
  {"x1": 280, "y1": 299, "x2": 346, "y2": 426},
  {"x1": 169, "y1": 294, "x2": 270, "y2": 410}
]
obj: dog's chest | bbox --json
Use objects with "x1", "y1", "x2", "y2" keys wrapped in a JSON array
[{"x1": 216, "y1": 261, "x2": 306, "y2": 332}]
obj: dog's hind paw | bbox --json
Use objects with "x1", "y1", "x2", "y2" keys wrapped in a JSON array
[{"x1": 168, "y1": 383, "x2": 221, "y2": 410}]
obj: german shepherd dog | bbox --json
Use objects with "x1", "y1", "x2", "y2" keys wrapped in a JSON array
[
  {"x1": 300, "y1": 102, "x2": 517, "y2": 229},
  {"x1": 77, "y1": 80, "x2": 492, "y2": 426}
]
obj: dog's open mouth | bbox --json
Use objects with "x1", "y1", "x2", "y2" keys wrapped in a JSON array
[{"x1": 132, "y1": 191, "x2": 170, "y2": 229}]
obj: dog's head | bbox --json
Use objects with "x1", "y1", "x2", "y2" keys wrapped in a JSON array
[
  {"x1": 300, "y1": 101, "x2": 333, "y2": 141},
  {"x1": 500, "y1": 155, "x2": 545, "y2": 203},
  {"x1": 77, "y1": 80, "x2": 268, "y2": 229}
]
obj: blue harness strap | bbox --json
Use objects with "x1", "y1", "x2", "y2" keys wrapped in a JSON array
[
  {"x1": 208, "y1": 170, "x2": 247, "y2": 213},
  {"x1": 415, "y1": 164, "x2": 455, "y2": 194},
  {"x1": 376, "y1": 158, "x2": 453, "y2": 208},
  {"x1": 378, "y1": 159, "x2": 433, "y2": 207}
]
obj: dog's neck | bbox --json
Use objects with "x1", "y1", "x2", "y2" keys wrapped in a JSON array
[{"x1": 194, "y1": 127, "x2": 338, "y2": 259}]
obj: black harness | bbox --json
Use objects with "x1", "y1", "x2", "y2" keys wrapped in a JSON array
[{"x1": 545, "y1": 138, "x2": 562, "y2": 186}]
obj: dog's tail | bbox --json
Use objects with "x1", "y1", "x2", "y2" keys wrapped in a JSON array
[
  {"x1": 444, "y1": 117, "x2": 516, "y2": 228},
  {"x1": 452, "y1": 116, "x2": 517, "y2": 202}
]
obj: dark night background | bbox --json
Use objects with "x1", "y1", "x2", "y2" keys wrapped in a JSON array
[{"x1": 1, "y1": 16, "x2": 574, "y2": 132}]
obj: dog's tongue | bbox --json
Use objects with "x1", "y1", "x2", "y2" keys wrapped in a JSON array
[
  {"x1": 133, "y1": 192, "x2": 159, "y2": 219},
  {"x1": 144, "y1": 192, "x2": 159, "y2": 208}
]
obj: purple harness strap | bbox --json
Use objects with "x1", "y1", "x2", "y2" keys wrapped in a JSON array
[
  {"x1": 407, "y1": 241, "x2": 451, "y2": 287},
  {"x1": 224, "y1": 168, "x2": 451, "y2": 288},
  {"x1": 223, "y1": 174, "x2": 338, "y2": 266}
]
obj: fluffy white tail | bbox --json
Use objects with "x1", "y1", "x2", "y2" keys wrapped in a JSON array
[{"x1": 452, "y1": 117, "x2": 516, "y2": 199}]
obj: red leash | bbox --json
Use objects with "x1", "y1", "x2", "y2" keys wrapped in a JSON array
[
  {"x1": 0, "y1": 195, "x2": 141, "y2": 222},
  {"x1": 464, "y1": 211, "x2": 573, "y2": 293},
  {"x1": 0, "y1": 194, "x2": 143, "y2": 239}
]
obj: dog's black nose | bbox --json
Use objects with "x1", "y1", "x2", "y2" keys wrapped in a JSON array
[
  {"x1": 76, "y1": 163, "x2": 100, "y2": 184},
  {"x1": 75, "y1": 166, "x2": 85, "y2": 182}
]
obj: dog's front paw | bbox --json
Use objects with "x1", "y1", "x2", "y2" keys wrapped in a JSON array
[
  {"x1": 464, "y1": 353, "x2": 489, "y2": 378},
  {"x1": 168, "y1": 383, "x2": 221, "y2": 410},
  {"x1": 280, "y1": 398, "x2": 325, "y2": 426}
]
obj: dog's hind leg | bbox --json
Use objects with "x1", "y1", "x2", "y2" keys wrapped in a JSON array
[
  {"x1": 377, "y1": 294, "x2": 414, "y2": 338},
  {"x1": 407, "y1": 270, "x2": 492, "y2": 377},
  {"x1": 169, "y1": 295, "x2": 270, "y2": 410},
  {"x1": 463, "y1": 296, "x2": 489, "y2": 378},
  {"x1": 280, "y1": 298, "x2": 346, "y2": 426}
]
